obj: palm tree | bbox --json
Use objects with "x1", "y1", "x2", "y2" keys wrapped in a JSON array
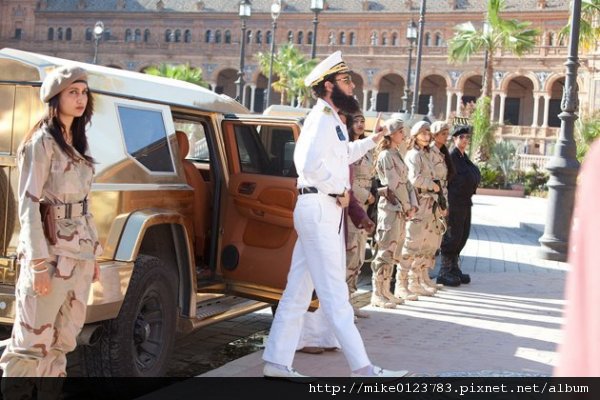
[
  {"x1": 257, "y1": 43, "x2": 317, "y2": 106},
  {"x1": 448, "y1": 0, "x2": 540, "y2": 100},
  {"x1": 560, "y1": 0, "x2": 600, "y2": 51},
  {"x1": 448, "y1": 0, "x2": 539, "y2": 161},
  {"x1": 144, "y1": 63, "x2": 209, "y2": 88}
]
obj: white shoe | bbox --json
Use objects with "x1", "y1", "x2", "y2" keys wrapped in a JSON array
[
  {"x1": 351, "y1": 365, "x2": 409, "y2": 378},
  {"x1": 263, "y1": 363, "x2": 308, "y2": 379}
]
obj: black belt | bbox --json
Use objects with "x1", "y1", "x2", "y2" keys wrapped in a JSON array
[{"x1": 298, "y1": 186, "x2": 338, "y2": 198}]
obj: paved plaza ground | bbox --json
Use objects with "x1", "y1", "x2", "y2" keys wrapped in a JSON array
[{"x1": 199, "y1": 194, "x2": 569, "y2": 377}]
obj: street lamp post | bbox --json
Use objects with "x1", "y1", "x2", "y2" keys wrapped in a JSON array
[
  {"x1": 410, "y1": 0, "x2": 426, "y2": 116},
  {"x1": 92, "y1": 21, "x2": 104, "y2": 65},
  {"x1": 538, "y1": 0, "x2": 582, "y2": 261},
  {"x1": 310, "y1": 0, "x2": 324, "y2": 59},
  {"x1": 235, "y1": 0, "x2": 252, "y2": 103},
  {"x1": 401, "y1": 20, "x2": 417, "y2": 112},
  {"x1": 266, "y1": 0, "x2": 282, "y2": 109}
]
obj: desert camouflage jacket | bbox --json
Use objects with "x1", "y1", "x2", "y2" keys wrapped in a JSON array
[
  {"x1": 17, "y1": 126, "x2": 102, "y2": 261},
  {"x1": 375, "y1": 147, "x2": 417, "y2": 213}
]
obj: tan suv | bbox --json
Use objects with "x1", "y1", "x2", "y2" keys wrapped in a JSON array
[{"x1": 0, "y1": 48, "x2": 305, "y2": 376}]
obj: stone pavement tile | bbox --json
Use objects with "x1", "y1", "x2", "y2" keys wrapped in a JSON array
[{"x1": 201, "y1": 271, "x2": 565, "y2": 377}]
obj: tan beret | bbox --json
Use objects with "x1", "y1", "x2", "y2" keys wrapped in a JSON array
[
  {"x1": 430, "y1": 121, "x2": 450, "y2": 135},
  {"x1": 40, "y1": 65, "x2": 88, "y2": 103},
  {"x1": 410, "y1": 120, "x2": 431, "y2": 137},
  {"x1": 383, "y1": 118, "x2": 404, "y2": 137}
]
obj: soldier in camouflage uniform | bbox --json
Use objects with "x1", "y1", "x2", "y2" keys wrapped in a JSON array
[
  {"x1": 371, "y1": 118, "x2": 418, "y2": 309},
  {"x1": 400, "y1": 121, "x2": 444, "y2": 297},
  {"x1": 345, "y1": 112, "x2": 376, "y2": 318},
  {"x1": 427, "y1": 121, "x2": 453, "y2": 288},
  {"x1": 0, "y1": 66, "x2": 102, "y2": 377}
]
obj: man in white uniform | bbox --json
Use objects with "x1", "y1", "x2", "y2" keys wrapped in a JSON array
[{"x1": 262, "y1": 51, "x2": 408, "y2": 378}]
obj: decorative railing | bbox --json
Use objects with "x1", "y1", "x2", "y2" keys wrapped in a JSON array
[
  {"x1": 496, "y1": 125, "x2": 559, "y2": 139},
  {"x1": 515, "y1": 154, "x2": 551, "y2": 171}
]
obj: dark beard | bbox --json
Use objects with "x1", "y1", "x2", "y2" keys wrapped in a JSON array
[{"x1": 331, "y1": 83, "x2": 360, "y2": 115}]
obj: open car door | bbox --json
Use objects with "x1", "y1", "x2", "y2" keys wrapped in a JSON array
[{"x1": 219, "y1": 115, "x2": 302, "y2": 303}]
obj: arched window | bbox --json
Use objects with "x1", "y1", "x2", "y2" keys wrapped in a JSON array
[
  {"x1": 307, "y1": 31, "x2": 313, "y2": 45},
  {"x1": 382, "y1": 32, "x2": 388, "y2": 46},
  {"x1": 349, "y1": 32, "x2": 356, "y2": 45},
  {"x1": 288, "y1": 30, "x2": 293, "y2": 42},
  {"x1": 175, "y1": 29, "x2": 181, "y2": 42},
  {"x1": 135, "y1": 29, "x2": 142, "y2": 42},
  {"x1": 48, "y1": 27, "x2": 54, "y2": 41},
  {"x1": 165, "y1": 29, "x2": 172, "y2": 42},
  {"x1": 425, "y1": 32, "x2": 431, "y2": 46},
  {"x1": 144, "y1": 29, "x2": 151, "y2": 42},
  {"x1": 297, "y1": 31, "x2": 303, "y2": 44},
  {"x1": 184, "y1": 29, "x2": 191, "y2": 43},
  {"x1": 215, "y1": 30, "x2": 222, "y2": 43},
  {"x1": 339, "y1": 32, "x2": 346, "y2": 45},
  {"x1": 66, "y1": 28, "x2": 72, "y2": 41},
  {"x1": 392, "y1": 32, "x2": 399, "y2": 46},
  {"x1": 246, "y1": 30, "x2": 252, "y2": 44},
  {"x1": 435, "y1": 32, "x2": 442, "y2": 46},
  {"x1": 256, "y1": 30, "x2": 262, "y2": 44},
  {"x1": 57, "y1": 27, "x2": 63, "y2": 40},
  {"x1": 225, "y1": 30, "x2": 231, "y2": 44},
  {"x1": 85, "y1": 27, "x2": 92, "y2": 41},
  {"x1": 266, "y1": 30, "x2": 272, "y2": 44},
  {"x1": 548, "y1": 32, "x2": 555, "y2": 46},
  {"x1": 205, "y1": 30, "x2": 211, "y2": 43},
  {"x1": 125, "y1": 29, "x2": 132, "y2": 42}
]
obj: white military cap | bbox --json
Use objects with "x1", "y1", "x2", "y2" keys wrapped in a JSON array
[{"x1": 304, "y1": 51, "x2": 350, "y2": 87}]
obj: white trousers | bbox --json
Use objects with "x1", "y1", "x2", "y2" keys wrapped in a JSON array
[{"x1": 263, "y1": 193, "x2": 370, "y2": 370}]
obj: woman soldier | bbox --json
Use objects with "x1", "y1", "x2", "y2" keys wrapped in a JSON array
[
  {"x1": 0, "y1": 65, "x2": 102, "y2": 377},
  {"x1": 428, "y1": 121, "x2": 456, "y2": 287},
  {"x1": 345, "y1": 112, "x2": 377, "y2": 318},
  {"x1": 399, "y1": 121, "x2": 444, "y2": 297},
  {"x1": 371, "y1": 118, "x2": 418, "y2": 309}
]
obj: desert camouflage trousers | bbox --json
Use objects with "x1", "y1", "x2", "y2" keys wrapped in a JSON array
[
  {"x1": 345, "y1": 221, "x2": 369, "y2": 294},
  {"x1": 372, "y1": 208, "x2": 406, "y2": 274},
  {"x1": 402, "y1": 196, "x2": 445, "y2": 269},
  {"x1": 0, "y1": 256, "x2": 94, "y2": 377}
]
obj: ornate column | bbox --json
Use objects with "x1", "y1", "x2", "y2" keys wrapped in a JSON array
[
  {"x1": 542, "y1": 94, "x2": 551, "y2": 127},
  {"x1": 498, "y1": 93, "x2": 507, "y2": 125},
  {"x1": 363, "y1": 89, "x2": 369, "y2": 111},
  {"x1": 250, "y1": 85, "x2": 257, "y2": 112},
  {"x1": 446, "y1": 91, "x2": 453, "y2": 121},
  {"x1": 532, "y1": 93, "x2": 541, "y2": 127},
  {"x1": 369, "y1": 90, "x2": 378, "y2": 111},
  {"x1": 455, "y1": 91, "x2": 463, "y2": 115},
  {"x1": 490, "y1": 93, "x2": 497, "y2": 122}
]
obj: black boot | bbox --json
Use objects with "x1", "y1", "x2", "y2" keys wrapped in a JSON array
[
  {"x1": 451, "y1": 255, "x2": 471, "y2": 284},
  {"x1": 436, "y1": 255, "x2": 461, "y2": 287}
]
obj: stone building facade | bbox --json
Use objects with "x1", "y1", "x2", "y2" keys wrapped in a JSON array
[{"x1": 1, "y1": 0, "x2": 598, "y2": 155}]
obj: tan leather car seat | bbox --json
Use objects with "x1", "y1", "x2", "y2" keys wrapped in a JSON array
[{"x1": 176, "y1": 131, "x2": 210, "y2": 262}]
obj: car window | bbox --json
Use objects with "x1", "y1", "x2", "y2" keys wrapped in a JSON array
[
  {"x1": 233, "y1": 124, "x2": 295, "y2": 177},
  {"x1": 174, "y1": 120, "x2": 210, "y2": 162},
  {"x1": 117, "y1": 105, "x2": 175, "y2": 173}
]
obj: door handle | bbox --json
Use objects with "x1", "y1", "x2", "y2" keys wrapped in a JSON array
[{"x1": 238, "y1": 182, "x2": 256, "y2": 195}]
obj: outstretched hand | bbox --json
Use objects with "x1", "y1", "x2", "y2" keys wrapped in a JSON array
[{"x1": 371, "y1": 113, "x2": 385, "y2": 143}]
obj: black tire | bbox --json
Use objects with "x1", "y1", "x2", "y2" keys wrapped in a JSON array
[{"x1": 81, "y1": 255, "x2": 177, "y2": 377}]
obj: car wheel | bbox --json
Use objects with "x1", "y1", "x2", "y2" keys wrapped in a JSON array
[{"x1": 81, "y1": 255, "x2": 177, "y2": 376}]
